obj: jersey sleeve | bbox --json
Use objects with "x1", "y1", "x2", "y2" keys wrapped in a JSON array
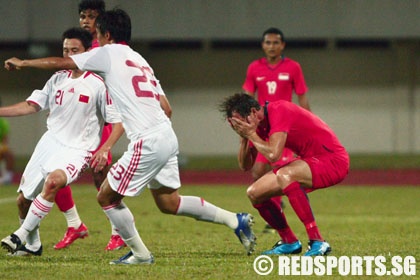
[
  {"x1": 155, "y1": 79, "x2": 166, "y2": 96},
  {"x1": 292, "y1": 62, "x2": 308, "y2": 95},
  {"x1": 242, "y1": 63, "x2": 256, "y2": 93},
  {"x1": 71, "y1": 47, "x2": 110, "y2": 75},
  {"x1": 267, "y1": 103, "x2": 291, "y2": 136},
  {"x1": 26, "y1": 75, "x2": 55, "y2": 110},
  {"x1": 98, "y1": 88, "x2": 122, "y2": 124}
]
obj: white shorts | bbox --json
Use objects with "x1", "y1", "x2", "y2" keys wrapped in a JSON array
[
  {"x1": 107, "y1": 124, "x2": 181, "y2": 197},
  {"x1": 18, "y1": 131, "x2": 92, "y2": 200}
]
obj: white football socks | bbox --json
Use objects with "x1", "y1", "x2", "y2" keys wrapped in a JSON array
[
  {"x1": 63, "y1": 205, "x2": 82, "y2": 229},
  {"x1": 176, "y1": 196, "x2": 238, "y2": 229},
  {"x1": 103, "y1": 202, "x2": 151, "y2": 258},
  {"x1": 19, "y1": 217, "x2": 41, "y2": 251},
  {"x1": 15, "y1": 194, "x2": 53, "y2": 242}
]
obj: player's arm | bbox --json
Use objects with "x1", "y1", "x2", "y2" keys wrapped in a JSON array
[
  {"x1": 159, "y1": 95, "x2": 172, "y2": 118},
  {"x1": 0, "y1": 101, "x2": 40, "y2": 117},
  {"x1": 90, "y1": 122, "x2": 124, "y2": 172},
  {"x1": 297, "y1": 94, "x2": 311, "y2": 112},
  {"x1": 238, "y1": 137, "x2": 257, "y2": 171},
  {"x1": 230, "y1": 112, "x2": 285, "y2": 163},
  {"x1": 247, "y1": 131, "x2": 285, "y2": 163},
  {"x1": 5, "y1": 57, "x2": 77, "y2": 71}
]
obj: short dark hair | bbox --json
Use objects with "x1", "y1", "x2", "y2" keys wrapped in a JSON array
[
  {"x1": 262, "y1": 27, "x2": 285, "y2": 42},
  {"x1": 96, "y1": 8, "x2": 131, "y2": 43},
  {"x1": 62, "y1": 27, "x2": 93, "y2": 50},
  {"x1": 219, "y1": 93, "x2": 261, "y2": 119},
  {"x1": 78, "y1": 0, "x2": 105, "y2": 14}
]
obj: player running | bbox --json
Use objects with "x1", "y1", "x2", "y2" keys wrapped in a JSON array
[{"x1": 2, "y1": 9, "x2": 256, "y2": 263}]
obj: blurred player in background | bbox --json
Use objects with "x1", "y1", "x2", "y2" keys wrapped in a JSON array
[
  {"x1": 242, "y1": 27, "x2": 310, "y2": 233},
  {"x1": 79, "y1": 0, "x2": 104, "y2": 49},
  {"x1": 0, "y1": 99, "x2": 15, "y2": 185},
  {"x1": 220, "y1": 93, "x2": 349, "y2": 256},
  {"x1": 3, "y1": 9, "x2": 256, "y2": 264},
  {"x1": 0, "y1": 27, "x2": 123, "y2": 257}
]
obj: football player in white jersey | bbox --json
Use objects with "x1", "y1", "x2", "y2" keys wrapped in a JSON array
[
  {"x1": 3, "y1": 9, "x2": 256, "y2": 264},
  {"x1": 0, "y1": 27, "x2": 124, "y2": 256}
]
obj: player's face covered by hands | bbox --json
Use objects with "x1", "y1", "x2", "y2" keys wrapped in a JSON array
[{"x1": 228, "y1": 109, "x2": 260, "y2": 139}]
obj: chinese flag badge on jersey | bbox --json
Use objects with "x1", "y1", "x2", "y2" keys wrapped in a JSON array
[{"x1": 79, "y1": 94, "x2": 90, "y2": 103}]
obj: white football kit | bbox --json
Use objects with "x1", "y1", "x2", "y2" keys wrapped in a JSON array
[
  {"x1": 19, "y1": 70, "x2": 121, "y2": 200},
  {"x1": 71, "y1": 44, "x2": 181, "y2": 196}
]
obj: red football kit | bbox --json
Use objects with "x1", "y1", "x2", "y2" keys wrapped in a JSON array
[
  {"x1": 243, "y1": 57, "x2": 308, "y2": 105},
  {"x1": 260, "y1": 101, "x2": 349, "y2": 188},
  {"x1": 243, "y1": 57, "x2": 308, "y2": 167}
]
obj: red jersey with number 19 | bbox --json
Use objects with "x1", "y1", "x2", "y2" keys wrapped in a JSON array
[{"x1": 243, "y1": 57, "x2": 308, "y2": 106}]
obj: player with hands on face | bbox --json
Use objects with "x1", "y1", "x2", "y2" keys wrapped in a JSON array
[
  {"x1": 242, "y1": 27, "x2": 311, "y2": 234},
  {"x1": 220, "y1": 93, "x2": 349, "y2": 256}
]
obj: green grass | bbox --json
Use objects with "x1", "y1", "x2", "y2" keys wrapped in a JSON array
[
  {"x1": 181, "y1": 153, "x2": 420, "y2": 170},
  {"x1": 14, "y1": 153, "x2": 420, "y2": 172},
  {"x1": 0, "y1": 184, "x2": 419, "y2": 279}
]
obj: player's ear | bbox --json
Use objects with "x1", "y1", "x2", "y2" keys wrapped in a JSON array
[
  {"x1": 249, "y1": 108, "x2": 257, "y2": 118},
  {"x1": 105, "y1": 31, "x2": 113, "y2": 42}
]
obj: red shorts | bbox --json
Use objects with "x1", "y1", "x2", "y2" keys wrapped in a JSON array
[
  {"x1": 92, "y1": 123, "x2": 113, "y2": 165},
  {"x1": 256, "y1": 147, "x2": 296, "y2": 168},
  {"x1": 274, "y1": 148, "x2": 349, "y2": 190}
]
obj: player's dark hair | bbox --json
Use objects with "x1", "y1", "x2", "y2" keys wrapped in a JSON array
[
  {"x1": 78, "y1": 0, "x2": 105, "y2": 14},
  {"x1": 62, "y1": 27, "x2": 93, "y2": 50},
  {"x1": 219, "y1": 93, "x2": 261, "y2": 119},
  {"x1": 262, "y1": 27, "x2": 285, "y2": 42},
  {"x1": 96, "y1": 8, "x2": 131, "y2": 43}
]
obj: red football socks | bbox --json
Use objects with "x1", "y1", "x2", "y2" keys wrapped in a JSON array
[
  {"x1": 55, "y1": 185, "x2": 75, "y2": 212},
  {"x1": 253, "y1": 197, "x2": 298, "y2": 243},
  {"x1": 283, "y1": 182, "x2": 323, "y2": 241}
]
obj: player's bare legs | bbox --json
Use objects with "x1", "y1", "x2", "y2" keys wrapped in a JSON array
[
  {"x1": 93, "y1": 165, "x2": 126, "y2": 250},
  {"x1": 97, "y1": 179, "x2": 153, "y2": 264},
  {"x1": 97, "y1": 178, "x2": 256, "y2": 264},
  {"x1": 54, "y1": 185, "x2": 89, "y2": 249},
  {"x1": 1, "y1": 170, "x2": 67, "y2": 254},
  {"x1": 150, "y1": 186, "x2": 256, "y2": 256},
  {"x1": 8, "y1": 192, "x2": 43, "y2": 256},
  {"x1": 251, "y1": 161, "x2": 284, "y2": 233},
  {"x1": 247, "y1": 160, "x2": 331, "y2": 256}
]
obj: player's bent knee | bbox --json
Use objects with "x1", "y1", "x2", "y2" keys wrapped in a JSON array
[
  {"x1": 16, "y1": 194, "x2": 30, "y2": 210},
  {"x1": 156, "y1": 200, "x2": 178, "y2": 215},
  {"x1": 246, "y1": 185, "x2": 259, "y2": 204},
  {"x1": 96, "y1": 191, "x2": 113, "y2": 207},
  {"x1": 45, "y1": 170, "x2": 67, "y2": 189},
  {"x1": 275, "y1": 168, "x2": 294, "y2": 189}
]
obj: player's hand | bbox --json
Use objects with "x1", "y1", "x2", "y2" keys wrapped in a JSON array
[
  {"x1": 90, "y1": 150, "x2": 109, "y2": 172},
  {"x1": 229, "y1": 116, "x2": 256, "y2": 138},
  {"x1": 4, "y1": 57, "x2": 23, "y2": 71}
]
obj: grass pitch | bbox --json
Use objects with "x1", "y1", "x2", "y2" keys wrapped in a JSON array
[{"x1": 0, "y1": 183, "x2": 419, "y2": 279}]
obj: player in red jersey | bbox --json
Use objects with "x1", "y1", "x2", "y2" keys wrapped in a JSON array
[
  {"x1": 243, "y1": 27, "x2": 311, "y2": 233},
  {"x1": 220, "y1": 93, "x2": 349, "y2": 256}
]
